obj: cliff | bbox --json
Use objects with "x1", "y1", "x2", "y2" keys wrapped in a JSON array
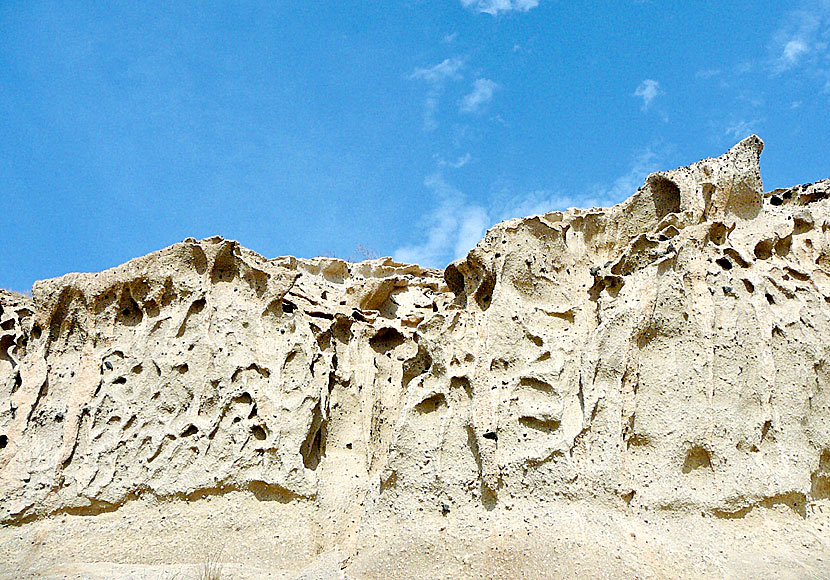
[{"x1": 2, "y1": 136, "x2": 829, "y2": 579}]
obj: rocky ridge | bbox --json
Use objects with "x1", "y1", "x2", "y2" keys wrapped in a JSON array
[{"x1": 2, "y1": 136, "x2": 830, "y2": 579}]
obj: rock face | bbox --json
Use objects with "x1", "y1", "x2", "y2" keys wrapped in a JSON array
[{"x1": 2, "y1": 136, "x2": 830, "y2": 578}]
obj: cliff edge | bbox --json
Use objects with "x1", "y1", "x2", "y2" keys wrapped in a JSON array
[{"x1": 2, "y1": 136, "x2": 830, "y2": 579}]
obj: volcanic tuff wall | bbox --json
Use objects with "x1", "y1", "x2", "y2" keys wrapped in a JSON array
[{"x1": 1, "y1": 136, "x2": 830, "y2": 531}]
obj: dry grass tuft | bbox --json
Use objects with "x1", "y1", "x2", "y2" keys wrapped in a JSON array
[{"x1": 198, "y1": 548, "x2": 224, "y2": 580}]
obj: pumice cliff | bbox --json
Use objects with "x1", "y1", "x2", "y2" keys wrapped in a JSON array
[{"x1": 2, "y1": 136, "x2": 830, "y2": 579}]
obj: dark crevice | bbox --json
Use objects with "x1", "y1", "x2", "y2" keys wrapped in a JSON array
[
  {"x1": 300, "y1": 403, "x2": 327, "y2": 470},
  {"x1": 648, "y1": 176, "x2": 681, "y2": 219},
  {"x1": 370, "y1": 327, "x2": 405, "y2": 354},
  {"x1": 474, "y1": 273, "x2": 496, "y2": 311},
  {"x1": 682, "y1": 445, "x2": 713, "y2": 474},
  {"x1": 415, "y1": 393, "x2": 447, "y2": 414},
  {"x1": 402, "y1": 339, "x2": 433, "y2": 387}
]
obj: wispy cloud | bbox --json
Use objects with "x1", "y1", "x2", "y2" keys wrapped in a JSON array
[
  {"x1": 394, "y1": 147, "x2": 662, "y2": 268},
  {"x1": 771, "y1": 2, "x2": 830, "y2": 73},
  {"x1": 409, "y1": 58, "x2": 465, "y2": 131},
  {"x1": 634, "y1": 79, "x2": 662, "y2": 110},
  {"x1": 437, "y1": 152, "x2": 472, "y2": 169},
  {"x1": 594, "y1": 148, "x2": 661, "y2": 204},
  {"x1": 393, "y1": 173, "x2": 488, "y2": 267},
  {"x1": 781, "y1": 39, "x2": 810, "y2": 68},
  {"x1": 724, "y1": 119, "x2": 762, "y2": 140},
  {"x1": 460, "y1": 0, "x2": 540, "y2": 15},
  {"x1": 409, "y1": 58, "x2": 464, "y2": 84},
  {"x1": 460, "y1": 78, "x2": 499, "y2": 113}
]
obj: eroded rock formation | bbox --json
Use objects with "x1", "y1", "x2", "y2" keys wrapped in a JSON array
[{"x1": 2, "y1": 136, "x2": 830, "y2": 577}]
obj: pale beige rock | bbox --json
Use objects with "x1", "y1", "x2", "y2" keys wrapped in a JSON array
[{"x1": 2, "y1": 136, "x2": 830, "y2": 579}]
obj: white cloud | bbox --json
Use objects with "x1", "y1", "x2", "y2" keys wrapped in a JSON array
[
  {"x1": 409, "y1": 58, "x2": 465, "y2": 132},
  {"x1": 782, "y1": 38, "x2": 810, "y2": 67},
  {"x1": 634, "y1": 79, "x2": 662, "y2": 110},
  {"x1": 460, "y1": 0, "x2": 540, "y2": 15},
  {"x1": 492, "y1": 190, "x2": 602, "y2": 223},
  {"x1": 409, "y1": 58, "x2": 464, "y2": 84},
  {"x1": 598, "y1": 148, "x2": 661, "y2": 203},
  {"x1": 393, "y1": 173, "x2": 488, "y2": 267},
  {"x1": 394, "y1": 148, "x2": 662, "y2": 268},
  {"x1": 724, "y1": 119, "x2": 762, "y2": 140},
  {"x1": 771, "y1": 3, "x2": 830, "y2": 73},
  {"x1": 495, "y1": 149, "x2": 661, "y2": 221},
  {"x1": 437, "y1": 152, "x2": 472, "y2": 169},
  {"x1": 460, "y1": 78, "x2": 499, "y2": 113}
]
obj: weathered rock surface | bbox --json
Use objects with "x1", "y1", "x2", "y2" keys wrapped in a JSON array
[{"x1": 2, "y1": 136, "x2": 830, "y2": 579}]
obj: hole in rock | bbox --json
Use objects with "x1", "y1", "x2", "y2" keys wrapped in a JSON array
[
  {"x1": 794, "y1": 217, "x2": 812, "y2": 235},
  {"x1": 210, "y1": 244, "x2": 239, "y2": 283},
  {"x1": 445, "y1": 264, "x2": 465, "y2": 295},
  {"x1": 761, "y1": 420, "x2": 772, "y2": 441},
  {"x1": 117, "y1": 291, "x2": 144, "y2": 327},
  {"x1": 251, "y1": 425, "x2": 267, "y2": 441},
  {"x1": 708, "y1": 222, "x2": 728, "y2": 245},
  {"x1": 682, "y1": 445, "x2": 712, "y2": 473},
  {"x1": 775, "y1": 236, "x2": 792, "y2": 257},
  {"x1": 402, "y1": 341, "x2": 432, "y2": 387},
  {"x1": 715, "y1": 257, "x2": 733, "y2": 270},
  {"x1": 415, "y1": 393, "x2": 447, "y2": 414},
  {"x1": 811, "y1": 450, "x2": 830, "y2": 499},
  {"x1": 451, "y1": 376, "x2": 473, "y2": 398},
  {"x1": 181, "y1": 424, "x2": 198, "y2": 437},
  {"x1": 519, "y1": 416, "x2": 561, "y2": 435},
  {"x1": 370, "y1": 327, "x2": 405, "y2": 354},
  {"x1": 649, "y1": 176, "x2": 682, "y2": 219},
  {"x1": 234, "y1": 391, "x2": 252, "y2": 405},
  {"x1": 754, "y1": 240, "x2": 773, "y2": 260},
  {"x1": 519, "y1": 377, "x2": 553, "y2": 393},
  {"x1": 0, "y1": 435, "x2": 7, "y2": 449},
  {"x1": 177, "y1": 298, "x2": 206, "y2": 337},
  {"x1": 474, "y1": 273, "x2": 496, "y2": 311},
  {"x1": 300, "y1": 403, "x2": 327, "y2": 470}
]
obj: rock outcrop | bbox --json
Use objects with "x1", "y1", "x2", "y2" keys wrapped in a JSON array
[{"x1": 2, "y1": 136, "x2": 830, "y2": 579}]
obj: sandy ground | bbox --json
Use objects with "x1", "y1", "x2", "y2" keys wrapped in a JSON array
[{"x1": 1, "y1": 492, "x2": 829, "y2": 579}]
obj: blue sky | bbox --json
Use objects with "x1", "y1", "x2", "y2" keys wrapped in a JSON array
[{"x1": 2, "y1": 1, "x2": 829, "y2": 291}]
